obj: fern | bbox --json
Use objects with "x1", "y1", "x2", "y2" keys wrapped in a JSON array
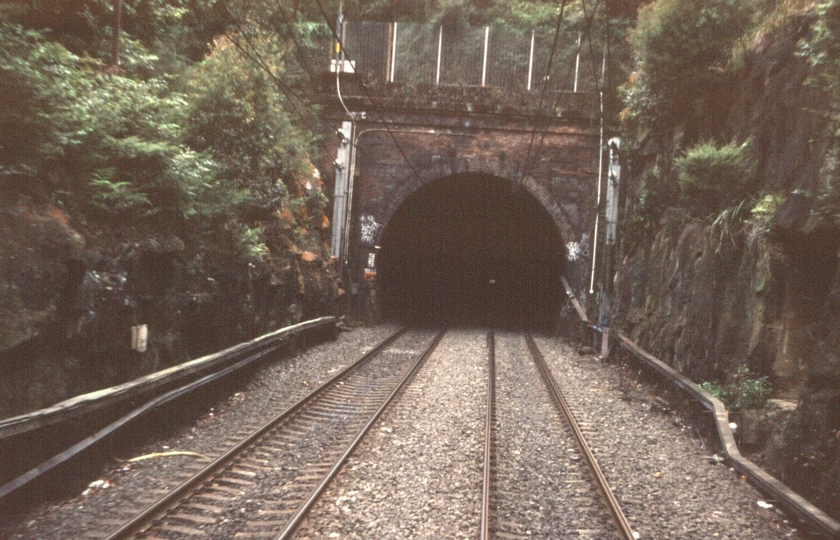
[{"x1": 89, "y1": 169, "x2": 151, "y2": 213}]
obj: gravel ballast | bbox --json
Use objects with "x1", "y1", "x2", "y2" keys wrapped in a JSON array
[
  {"x1": 292, "y1": 328, "x2": 487, "y2": 539},
  {"x1": 491, "y1": 331, "x2": 615, "y2": 539},
  {"x1": 1, "y1": 325, "x2": 400, "y2": 540},
  {"x1": 535, "y1": 335, "x2": 800, "y2": 539},
  {"x1": 1, "y1": 327, "x2": 806, "y2": 539}
]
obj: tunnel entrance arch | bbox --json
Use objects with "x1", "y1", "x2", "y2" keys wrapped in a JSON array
[{"x1": 376, "y1": 172, "x2": 567, "y2": 330}]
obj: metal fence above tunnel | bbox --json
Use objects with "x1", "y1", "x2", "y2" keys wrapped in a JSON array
[{"x1": 337, "y1": 21, "x2": 598, "y2": 92}]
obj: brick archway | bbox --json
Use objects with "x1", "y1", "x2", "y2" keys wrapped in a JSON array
[{"x1": 374, "y1": 164, "x2": 575, "y2": 248}]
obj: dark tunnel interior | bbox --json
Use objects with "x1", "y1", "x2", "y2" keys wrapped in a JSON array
[{"x1": 377, "y1": 173, "x2": 567, "y2": 330}]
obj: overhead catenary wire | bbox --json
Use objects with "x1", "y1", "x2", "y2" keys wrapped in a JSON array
[
  {"x1": 512, "y1": 0, "x2": 606, "y2": 295},
  {"x1": 239, "y1": 0, "x2": 613, "y2": 293},
  {"x1": 226, "y1": 21, "x2": 334, "y2": 134},
  {"x1": 236, "y1": 0, "x2": 351, "y2": 134},
  {"x1": 525, "y1": 0, "x2": 603, "y2": 180},
  {"x1": 516, "y1": 0, "x2": 607, "y2": 295},
  {"x1": 579, "y1": 0, "x2": 609, "y2": 294},
  {"x1": 590, "y1": 43, "x2": 607, "y2": 295},
  {"x1": 273, "y1": 2, "x2": 320, "y2": 87},
  {"x1": 311, "y1": 0, "x2": 425, "y2": 185},
  {"x1": 580, "y1": 0, "x2": 606, "y2": 94},
  {"x1": 520, "y1": 0, "x2": 568, "y2": 185}
]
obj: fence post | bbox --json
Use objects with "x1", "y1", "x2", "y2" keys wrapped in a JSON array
[
  {"x1": 436, "y1": 25, "x2": 443, "y2": 86},
  {"x1": 574, "y1": 32, "x2": 581, "y2": 92},
  {"x1": 527, "y1": 30, "x2": 535, "y2": 91},
  {"x1": 389, "y1": 23, "x2": 397, "y2": 82},
  {"x1": 482, "y1": 26, "x2": 489, "y2": 87}
]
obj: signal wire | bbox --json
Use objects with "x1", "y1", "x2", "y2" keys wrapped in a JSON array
[
  {"x1": 273, "y1": 3, "x2": 320, "y2": 88},
  {"x1": 226, "y1": 21, "x2": 334, "y2": 134},
  {"x1": 579, "y1": 0, "x2": 609, "y2": 294},
  {"x1": 311, "y1": 0, "x2": 425, "y2": 184}
]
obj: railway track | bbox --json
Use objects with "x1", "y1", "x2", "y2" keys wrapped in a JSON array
[
  {"x1": 288, "y1": 328, "x2": 634, "y2": 539},
  {"x1": 96, "y1": 327, "x2": 443, "y2": 540},
  {"x1": 6, "y1": 326, "x2": 807, "y2": 539},
  {"x1": 480, "y1": 331, "x2": 635, "y2": 540},
  {"x1": 8, "y1": 327, "x2": 638, "y2": 539}
]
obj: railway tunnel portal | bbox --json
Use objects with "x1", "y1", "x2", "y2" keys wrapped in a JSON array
[
  {"x1": 324, "y1": 82, "x2": 602, "y2": 330},
  {"x1": 378, "y1": 173, "x2": 567, "y2": 329}
]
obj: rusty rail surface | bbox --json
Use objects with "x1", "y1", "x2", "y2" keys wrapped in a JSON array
[
  {"x1": 273, "y1": 328, "x2": 446, "y2": 540},
  {"x1": 561, "y1": 278, "x2": 840, "y2": 540},
  {"x1": 105, "y1": 326, "x2": 424, "y2": 540}
]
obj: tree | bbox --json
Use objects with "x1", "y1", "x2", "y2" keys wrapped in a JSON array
[
  {"x1": 624, "y1": 0, "x2": 752, "y2": 138},
  {"x1": 183, "y1": 37, "x2": 317, "y2": 217}
]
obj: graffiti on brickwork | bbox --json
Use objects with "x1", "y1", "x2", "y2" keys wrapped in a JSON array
[
  {"x1": 566, "y1": 233, "x2": 590, "y2": 262},
  {"x1": 567, "y1": 242, "x2": 582, "y2": 261},
  {"x1": 360, "y1": 215, "x2": 380, "y2": 245}
]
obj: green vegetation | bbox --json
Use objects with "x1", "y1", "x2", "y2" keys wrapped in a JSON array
[
  {"x1": 707, "y1": 191, "x2": 782, "y2": 252},
  {"x1": 622, "y1": 0, "x2": 840, "y2": 240},
  {"x1": 623, "y1": 0, "x2": 752, "y2": 138},
  {"x1": 801, "y1": 0, "x2": 840, "y2": 225},
  {"x1": 1, "y1": 0, "x2": 637, "y2": 261},
  {"x1": 803, "y1": 0, "x2": 840, "y2": 113},
  {"x1": 627, "y1": 140, "x2": 757, "y2": 241},
  {"x1": 621, "y1": 0, "x2": 840, "y2": 244},
  {"x1": 0, "y1": 0, "x2": 332, "y2": 263},
  {"x1": 675, "y1": 139, "x2": 756, "y2": 216},
  {"x1": 621, "y1": 0, "x2": 760, "y2": 244},
  {"x1": 699, "y1": 365, "x2": 773, "y2": 411},
  {"x1": 627, "y1": 166, "x2": 682, "y2": 236},
  {"x1": 749, "y1": 192, "x2": 785, "y2": 232}
]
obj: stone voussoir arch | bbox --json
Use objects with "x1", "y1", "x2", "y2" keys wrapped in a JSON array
[{"x1": 372, "y1": 157, "x2": 576, "y2": 250}]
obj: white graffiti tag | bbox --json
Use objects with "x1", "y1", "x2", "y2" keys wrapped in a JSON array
[
  {"x1": 360, "y1": 215, "x2": 381, "y2": 245},
  {"x1": 566, "y1": 233, "x2": 591, "y2": 262}
]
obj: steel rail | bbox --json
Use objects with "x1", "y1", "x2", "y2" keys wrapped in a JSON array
[
  {"x1": 273, "y1": 328, "x2": 448, "y2": 540},
  {"x1": 1, "y1": 343, "x2": 276, "y2": 504},
  {"x1": 479, "y1": 329, "x2": 496, "y2": 540},
  {"x1": 525, "y1": 333, "x2": 636, "y2": 540},
  {"x1": 561, "y1": 278, "x2": 840, "y2": 539},
  {"x1": 0, "y1": 318, "x2": 336, "y2": 509},
  {"x1": 104, "y1": 326, "x2": 410, "y2": 540}
]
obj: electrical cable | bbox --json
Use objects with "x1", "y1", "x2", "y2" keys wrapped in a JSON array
[
  {"x1": 528, "y1": 0, "x2": 605, "y2": 190},
  {"x1": 579, "y1": 0, "x2": 609, "y2": 294},
  {"x1": 227, "y1": 20, "x2": 334, "y2": 134},
  {"x1": 335, "y1": 49, "x2": 354, "y2": 120},
  {"x1": 534, "y1": 0, "x2": 603, "y2": 142},
  {"x1": 580, "y1": 0, "x2": 605, "y2": 96},
  {"x1": 520, "y1": 0, "x2": 568, "y2": 185},
  {"x1": 508, "y1": 0, "x2": 605, "y2": 294},
  {"x1": 311, "y1": 0, "x2": 425, "y2": 184},
  {"x1": 274, "y1": 3, "x2": 320, "y2": 87},
  {"x1": 233, "y1": 1, "x2": 355, "y2": 136},
  {"x1": 522, "y1": 0, "x2": 602, "y2": 185}
]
